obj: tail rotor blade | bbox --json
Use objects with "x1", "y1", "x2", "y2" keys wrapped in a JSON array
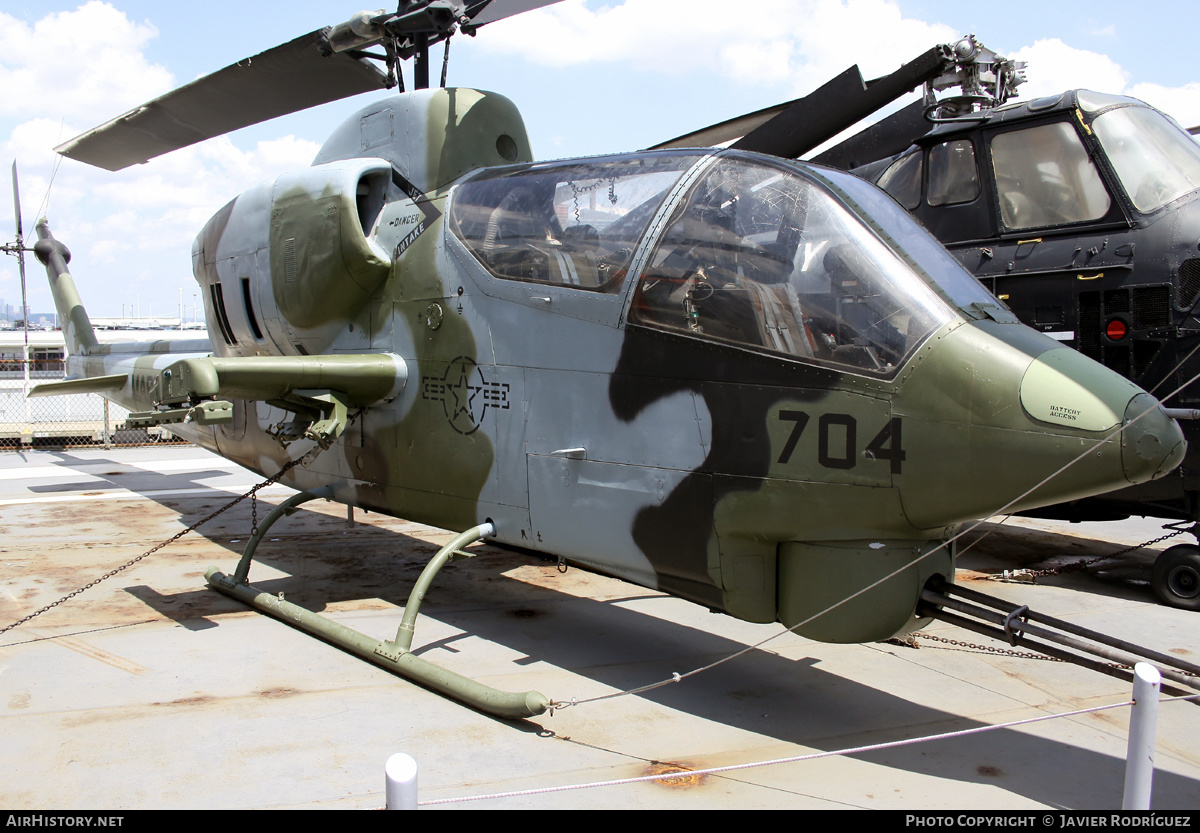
[
  {"x1": 9, "y1": 161, "x2": 28, "y2": 343},
  {"x1": 11, "y1": 161, "x2": 22, "y2": 242}
]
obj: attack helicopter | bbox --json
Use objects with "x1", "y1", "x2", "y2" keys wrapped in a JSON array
[
  {"x1": 657, "y1": 36, "x2": 1200, "y2": 610},
  {"x1": 22, "y1": 4, "x2": 1195, "y2": 716}
]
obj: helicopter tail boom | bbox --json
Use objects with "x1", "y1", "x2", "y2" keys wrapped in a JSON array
[{"x1": 31, "y1": 221, "x2": 98, "y2": 357}]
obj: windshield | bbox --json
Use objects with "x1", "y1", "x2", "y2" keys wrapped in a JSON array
[
  {"x1": 1093, "y1": 106, "x2": 1200, "y2": 212},
  {"x1": 816, "y1": 165, "x2": 1003, "y2": 315},
  {"x1": 629, "y1": 156, "x2": 955, "y2": 375}
]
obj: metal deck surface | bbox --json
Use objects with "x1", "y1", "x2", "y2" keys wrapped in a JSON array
[{"x1": 1, "y1": 447, "x2": 1198, "y2": 810}]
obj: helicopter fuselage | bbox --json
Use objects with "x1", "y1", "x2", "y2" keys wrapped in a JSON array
[{"x1": 42, "y1": 88, "x2": 1186, "y2": 644}]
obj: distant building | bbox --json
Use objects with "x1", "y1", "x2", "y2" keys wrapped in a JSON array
[{"x1": 0, "y1": 326, "x2": 211, "y2": 447}]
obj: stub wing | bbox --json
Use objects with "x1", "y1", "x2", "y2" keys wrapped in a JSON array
[{"x1": 28, "y1": 374, "x2": 128, "y2": 398}]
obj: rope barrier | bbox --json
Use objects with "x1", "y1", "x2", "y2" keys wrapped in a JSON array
[{"x1": 421, "y1": 695, "x2": 1173, "y2": 806}]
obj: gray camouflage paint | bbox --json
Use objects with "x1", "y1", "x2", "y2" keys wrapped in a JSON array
[{"x1": 33, "y1": 89, "x2": 1187, "y2": 644}]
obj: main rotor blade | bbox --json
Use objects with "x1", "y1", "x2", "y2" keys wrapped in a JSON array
[
  {"x1": 55, "y1": 30, "x2": 389, "y2": 172},
  {"x1": 810, "y1": 99, "x2": 930, "y2": 170},
  {"x1": 732, "y1": 47, "x2": 944, "y2": 159},
  {"x1": 649, "y1": 100, "x2": 794, "y2": 151},
  {"x1": 654, "y1": 45, "x2": 946, "y2": 160},
  {"x1": 10, "y1": 162, "x2": 27, "y2": 344}
]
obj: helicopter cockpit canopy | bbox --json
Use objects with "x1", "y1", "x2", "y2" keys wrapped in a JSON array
[
  {"x1": 450, "y1": 153, "x2": 702, "y2": 294},
  {"x1": 628, "y1": 157, "x2": 958, "y2": 374},
  {"x1": 1081, "y1": 92, "x2": 1200, "y2": 214},
  {"x1": 450, "y1": 151, "x2": 1008, "y2": 376}
]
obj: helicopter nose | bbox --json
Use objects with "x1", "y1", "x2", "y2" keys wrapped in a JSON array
[
  {"x1": 1018, "y1": 346, "x2": 1185, "y2": 485},
  {"x1": 1121, "y1": 394, "x2": 1187, "y2": 483},
  {"x1": 897, "y1": 330, "x2": 1186, "y2": 530}
]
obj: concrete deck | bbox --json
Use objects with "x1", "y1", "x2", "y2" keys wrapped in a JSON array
[{"x1": 1, "y1": 446, "x2": 1197, "y2": 809}]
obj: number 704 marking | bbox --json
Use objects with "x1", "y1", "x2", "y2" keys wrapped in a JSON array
[{"x1": 777, "y1": 411, "x2": 906, "y2": 475}]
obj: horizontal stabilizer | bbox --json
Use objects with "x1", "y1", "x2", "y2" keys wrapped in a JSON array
[{"x1": 28, "y1": 374, "x2": 127, "y2": 398}]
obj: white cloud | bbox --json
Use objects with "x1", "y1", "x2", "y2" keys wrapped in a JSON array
[
  {"x1": 0, "y1": 4, "x2": 325, "y2": 310},
  {"x1": 1126, "y1": 82, "x2": 1200, "y2": 130},
  {"x1": 1009, "y1": 38, "x2": 1200, "y2": 126},
  {"x1": 1011, "y1": 39, "x2": 1128, "y2": 100},
  {"x1": 478, "y1": 0, "x2": 958, "y2": 94},
  {"x1": 0, "y1": 2, "x2": 174, "y2": 124},
  {"x1": 778, "y1": 0, "x2": 958, "y2": 94},
  {"x1": 0, "y1": 4, "x2": 336, "y2": 319}
]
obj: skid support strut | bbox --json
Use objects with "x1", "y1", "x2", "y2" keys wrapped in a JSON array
[{"x1": 205, "y1": 493, "x2": 549, "y2": 719}]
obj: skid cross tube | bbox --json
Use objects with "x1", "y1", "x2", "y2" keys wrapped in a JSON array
[{"x1": 206, "y1": 501, "x2": 549, "y2": 719}]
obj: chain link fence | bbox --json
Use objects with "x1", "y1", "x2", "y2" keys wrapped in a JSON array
[{"x1": 0, "y1": 358, "x2": 187, "y2": 450}]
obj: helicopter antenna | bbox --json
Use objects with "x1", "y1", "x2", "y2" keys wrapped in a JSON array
[
  {"x1": 37, "y1": 122, "x2": 66, "y2": 224},
  {"x1": 440, "y1": 36, "x2": 451, "y2": 87},
  {"x1": 1, "y1": 162, "x2": 30, "y2": 349}
]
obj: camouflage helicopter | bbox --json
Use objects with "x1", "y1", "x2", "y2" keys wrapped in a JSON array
[
  {"x1": 656, "y1": 37, "x2": 1200, "y2": 611},
  {"x1": 23, "y1": 4, "x2": 1194, "y2": 716}
]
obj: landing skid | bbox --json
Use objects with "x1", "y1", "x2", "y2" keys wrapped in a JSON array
[{"x1": 205, "y1": 489, "x2": 550, "y2": 719}]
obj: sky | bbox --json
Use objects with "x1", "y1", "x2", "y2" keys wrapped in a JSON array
[{"x1": 0, "y1": 0, "x2": 1197, "y2": 322}]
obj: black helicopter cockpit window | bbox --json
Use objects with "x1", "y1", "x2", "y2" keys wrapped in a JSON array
[
  {"x1": 628, "y1": 157, "x2": 952, "y2": 374},
  {"x1": 1092, "y1": 106, "x2": 1200, "y2": 213},
  {"x1": 927, "y1": 140, "x2": 980, "y2": 206},
  {"x1": 449, "y1": 155, "x2": 699, "y2": 293},
  {"x1": 990, "y1": 122, "x2": 1111, "y2": 229}
]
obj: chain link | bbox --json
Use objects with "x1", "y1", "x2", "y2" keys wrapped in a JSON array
[
  {"x1": 1, "y1": 450, "x2": 318, "y2": 637},
  {"x1": 908, "y1": 632, "x2": 1064, "y2": 662},
  {"x1": 909, "y1": 631, "x2": 1196, "y2": 678}
]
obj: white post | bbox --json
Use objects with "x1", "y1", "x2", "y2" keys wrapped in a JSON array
[
  {"x1": 1122, "y1": 662, "x2": 1161, "y2": 810},
  {"x1": 21, "y1": 341, "x2": 30, "y2": 437},
  {"x1": 385, "y1": 753, "x2": 418, "y2": 810}
]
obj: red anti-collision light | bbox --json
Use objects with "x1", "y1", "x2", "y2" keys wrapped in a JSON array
[{"x1": 1106, "y1": 319, "x2": 1128, "y2": 340}]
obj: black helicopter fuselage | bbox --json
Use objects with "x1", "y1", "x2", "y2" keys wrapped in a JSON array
[{"x1": 859, "y1": 90, "x2": 1200, "y2": 523}]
